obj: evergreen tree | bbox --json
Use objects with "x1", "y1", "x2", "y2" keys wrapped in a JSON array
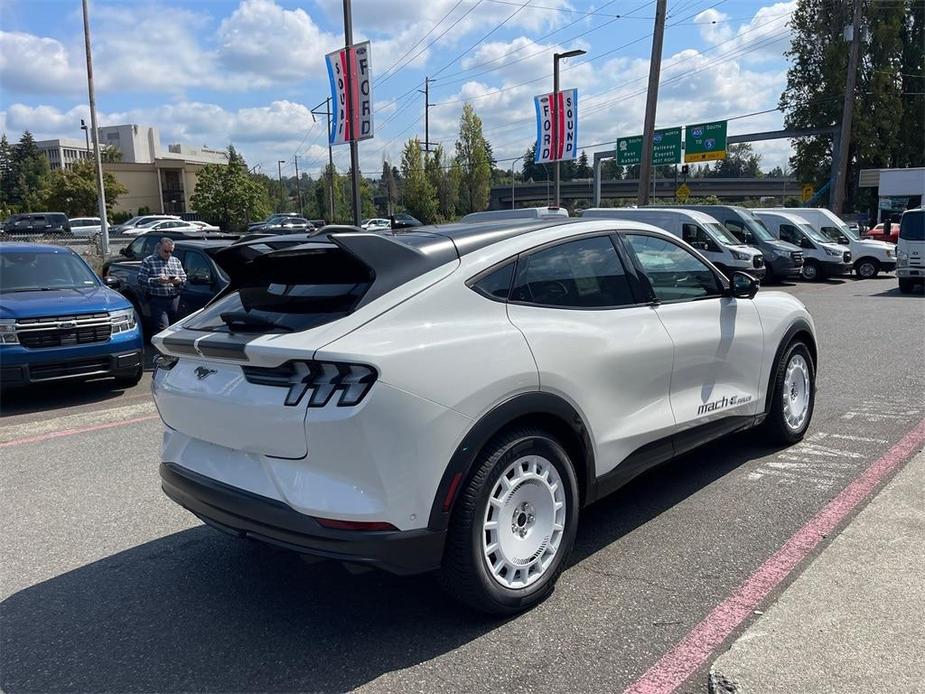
[
  {"x1": 705, "y1": 144, "x2": 763, "y2": 178},
  {"x1": 190, "y1": 145, "x2": 271, "y2": 231},
  {"x1": 426, "y1": 145, "x2": 458, "y2": 222},
  {"x1": 400, "y1": 138, "x2": 438, "y2": 223},
  {"x1": 602, "y1": 160, "x2": 624, "y2": 180},
  {"x1": 0, "y1": 134, "x2": 13, "y2": 211},
  {"x1": 380, "y1": 160, "x2": 398, "y2": 216},
  {"x1": 11, "y1": 131, "x2": 51, "y2": 210},
  {"x1": 575, "y1": 150, "x2": 592, "y2": 178},
  {"x1": 522, "y1": 144, "x2": 547, "y2": 182},
  {"x1": 454, "y1": 103, "x2": 491, "y2": 214}
]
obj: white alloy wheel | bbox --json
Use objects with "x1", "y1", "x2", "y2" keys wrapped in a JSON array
[
  {"x1": 782, "y1": 354, "x2": 811, "y2": 432},
  {"x1": 482, "y1": 454, "x2": 566, "y2": 590}
]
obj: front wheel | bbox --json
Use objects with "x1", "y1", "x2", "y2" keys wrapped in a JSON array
[
  {"x1": 898, "y1": 278, "x2": 915, "y2": 294},
  {"x1": 762, "y1": 341, "x2": 816, "y2": 444},
  {"x1": 439, "y1": 427, "x2": 580, "y2": 615},
  {"x1": 801, "y1": 260, "x2": 820, "y2": 281},
  {"x1": 855, "y1": 259, "x2": 879, "y2": 279}
]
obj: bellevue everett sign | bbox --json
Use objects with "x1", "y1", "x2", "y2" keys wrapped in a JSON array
[
  {"x1": 326, "y1": 41, "x2": 374, "y2": 145},
  {"x1": 616, "y1": 127, "x2": 682, "y2": 167},
  {"x1": 534, "y1": 89, "x2": 579, "y2": 164}
]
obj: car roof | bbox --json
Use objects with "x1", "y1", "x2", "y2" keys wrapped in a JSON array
[
  {"x1": 583, "y1": 207, "x2": 717, "y2": 224},
  {"x1": 754, "y1": 210, "x2": 809, "y2": 223},
  {"x1": 0, "y1": 242, "x2": 76, "y2": 255}
]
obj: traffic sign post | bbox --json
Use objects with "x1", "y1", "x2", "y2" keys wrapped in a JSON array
[
  {"x1": 684, "y1": 120, "x2": 727, "y2": 162},
  {"x1": 616, "y1": 127, "x2": 681, "y2": 167},
  {"x1": 676, "y1": 183, "x2": 691, "y2": 202}
]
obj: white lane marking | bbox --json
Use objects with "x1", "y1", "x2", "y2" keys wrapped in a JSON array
[
  {"x1": 0, "y1": 402, "x2": 157, "y2": 443},
  {"x1": 826, "y1": 433, "x2": 889, "y2": 444}
]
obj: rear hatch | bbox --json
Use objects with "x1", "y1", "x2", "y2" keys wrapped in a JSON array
[{"x1": 152, "y1": 231, "x2": 459, "y2": 458}]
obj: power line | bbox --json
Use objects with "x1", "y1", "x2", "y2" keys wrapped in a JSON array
[{"x1": 375, "y1": 0, "x2": 468, "y2": 84}]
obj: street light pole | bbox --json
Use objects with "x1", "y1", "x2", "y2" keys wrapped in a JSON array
[
  {"x1": 277, "y1": 160, "x2": 286, "y2": 212},
  {"x1": 552, "y1": 49, "x2": 585, "y2": 208},
  {"x1": 81, "y1": 0, "x2": 109, "y2": 256},
  {"x1": 80, "y1": 119, "x2": 90, "y2": 153}
]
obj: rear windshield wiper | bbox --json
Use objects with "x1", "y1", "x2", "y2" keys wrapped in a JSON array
[{"x1": 219, "y1": 311, "x2": 292, "y2": 333}]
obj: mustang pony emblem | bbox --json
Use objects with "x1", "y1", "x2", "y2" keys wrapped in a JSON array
[{"x1": 194, "y1": 366, "x2": 217, "y2": 380}]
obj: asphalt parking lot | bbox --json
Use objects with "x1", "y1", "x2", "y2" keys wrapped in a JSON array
[{"x1": 1, "y1": 276, "x2": 923, "y2": 693}]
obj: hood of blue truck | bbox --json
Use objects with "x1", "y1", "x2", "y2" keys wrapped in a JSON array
[{"x1": 0, "y1": 286, "x2": 132, "y2": 320}]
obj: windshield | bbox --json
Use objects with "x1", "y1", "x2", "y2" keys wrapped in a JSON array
[
  {"x1": 704, "y1": 222, "x2": 742, "y2": 245},
  {"x1": 741, "y1": 214, "x2": 775, "y2": 242},
  {"x1": 799, "y1": 223, "x2": 831, "y2": 244},
  {"x1": 900, "y1": 211, "x2": 924, "y2": 241},
  {"x1": 0, "y1": 252, "x2": 99, "y2": 292}
]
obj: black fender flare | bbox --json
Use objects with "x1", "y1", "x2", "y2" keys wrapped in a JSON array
[
  {"x1": 763, "y1": 318, "x2": 817, "y2": 415},
  {"x1": 427, "y1": 392, "x2": 596, "y2": 531}
]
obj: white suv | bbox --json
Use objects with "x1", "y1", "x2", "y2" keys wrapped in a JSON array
[{"x1": 152, "y1": 219, "x2": 817, "y2": 614}]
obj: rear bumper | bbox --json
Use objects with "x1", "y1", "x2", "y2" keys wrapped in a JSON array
[
  {"x1": 879, "y1": 261, "x2": 897, "y2": 272},
  {"x1": 160, "y1": 462, "x2": 446, "y2": 575},
  {"x1": 0, "y1": 347, "x2": 143, "y2": 386}
]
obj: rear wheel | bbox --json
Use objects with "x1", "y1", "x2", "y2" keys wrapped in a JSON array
[
  {"x1": 439, "y1": 427, "x2": 579, "y2": 615},
  {"x1": 801, "y1": 260, "x2": 820, "y2": 281},
  {"x1": 762, "y1": 341, "x2": 815, "y2": 444},
  {"x1": 855, "y1": 259, "x2": 879, "y2": 279}
]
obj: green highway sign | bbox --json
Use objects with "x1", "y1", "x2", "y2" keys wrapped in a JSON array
[
  {"x1": 616, "y1": 127, "x2": 682, "y2": 166},
  {"x1": 684, "y1": 120, "x2": 727, "y2": 163}
]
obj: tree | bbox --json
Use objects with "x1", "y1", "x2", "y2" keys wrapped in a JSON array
[
  {"x1": 190, "y1": 145, "x2": 271, "y2": 231},
  {"x1": 601, "y1": 159, "x2": 624, "y2": 180},
  {"x1": 705, "y1": 143, "x2": 763, "y2": 178},
  {"x1": 379, "y1": 160, "x2": 398, "y2": 216},
  {"x1": 0, "y1": 134, "x2": 13, "y2": 211},
  {"x1": 426, "y1": 146, "x2": 458, "y2": 221},
  {"x1": 43, "y1": 160, "x2": 127, "y2": 217},
  {"x1": 575, "y1": 150, "x2": 592, "y2": 179},
  {"x1": 7, "y1": 131, "x2": 51, "y2": 211},
  {"x1": 400, "y1": 138, "x2": 438, "y2": 224},
  {"x1": 522, "y1": 144, "x2": 547, "y2": 182},
  {"x1": 101, "y1": 145, "x2": 122, "y2": 163},
  {"x1": 454, "y1": 103, "x2": 491, "y2": 214}
]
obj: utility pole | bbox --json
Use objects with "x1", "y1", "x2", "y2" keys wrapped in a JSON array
[
  {"x1": 293, "y1": 155, "x2": 304, "y2": 216},
  {"x1": 81, "y1": 0, "x2": 109, "y2": 255},
  {"x1": 552, "y1": 49, "x2": 586, "y2": 208},
  {"x1": 638, "y1": 0, "x2": 667, "y2": 206},
  {"x1": 311, "y1": 97, "x2": 336, "y2": 223},
  {"x1": 343, "y1": 0, "x2": 362, "y2": 226},
  {"x1": 277, "y1": 160, "x2": 286, "y2": 211},
  {"x1": 831, "y1": 0, "x2": 862, "y2": 215},
  {"x1": 418, "y1": 77, "x2": 435, "y2": 158}
]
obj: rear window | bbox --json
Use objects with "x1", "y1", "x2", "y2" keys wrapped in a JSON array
[
  {"x1": 900, "y1": 211, "x2": 924, "y2": 241},
  {"x1": 183, "y1": 246, "x2": 372, "y2": 333}
]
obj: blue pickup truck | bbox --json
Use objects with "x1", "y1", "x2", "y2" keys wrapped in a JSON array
[{"x1": 0, "y1": 243, "x2": 144, "y2": 389}]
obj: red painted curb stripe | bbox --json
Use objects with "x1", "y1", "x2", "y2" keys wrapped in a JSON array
[
  {"x1": 0, "y1": 414, "x2": 159, "y2": 448},
  {"x1": 623, "y1": 417, "x2": 925, "y2": 694}
]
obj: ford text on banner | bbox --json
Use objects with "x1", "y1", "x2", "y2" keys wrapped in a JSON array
[
  {"x1": 534, "y1": 89, "x2": 578, "y2": 164},
  {"x1": 326, "y1": 41, "x2": 374, "y2": 146}
]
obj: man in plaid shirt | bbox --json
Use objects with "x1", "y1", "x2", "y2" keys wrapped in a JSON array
[{"x1": 137, "y1": 237, "x2": 187, "y2": 330}]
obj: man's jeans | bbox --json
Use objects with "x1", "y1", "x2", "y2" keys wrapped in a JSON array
[{"x1": 148, "y1": 295, "x2": 180, "y2": 332}]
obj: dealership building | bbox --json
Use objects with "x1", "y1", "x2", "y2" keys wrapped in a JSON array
[{"x1": 35, "y1": 124, "x2": 227, "y2": 215}]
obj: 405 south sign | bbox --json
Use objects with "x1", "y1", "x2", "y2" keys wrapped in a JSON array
[
  {"x1": 534, "y1": 89, "x2": 578, "y2": 164},
  {"x1": 326, "y1": 41, "x2": 374, "y2": 145}
]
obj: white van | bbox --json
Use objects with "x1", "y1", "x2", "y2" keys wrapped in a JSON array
[
  {"x1": 896, "y1": 208, "x2": 924, "y2": 293},
  {"x1": 581, "y1": 207, "x2": 765, "y2": 279},
  {"x1": 754, "y1": 211, "x2": 852, "y2": 281},
  {"x1": 767, "y1": 207, "x2": 896, "y2": 279},
  {"x1": 461, "y1": 207, "x2": 569, "y2": 223}
]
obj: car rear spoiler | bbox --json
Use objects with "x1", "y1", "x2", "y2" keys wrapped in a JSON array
[{"x1": 211, "y1": 226, "x2": 458, "y2": 308}]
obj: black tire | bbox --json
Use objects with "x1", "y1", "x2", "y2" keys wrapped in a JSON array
[
  {"x1": 800, "y1": 260, "x2": 820, "y2": 281},
  {"x1": 438, "y1": 427, "x2": 580, "y2": 615},
  {"x1": 855, "y1": 258, "x2": 879, "y2": 279},
  {"x1": 113, "y1": 363, "x2": 144, "y2": 389},
  {"x1": 762, "y1": 340, "x2": 816, "y2": 444},
  {"x1": 898, "y1": 278, "x2": 915, "y2": 294}
]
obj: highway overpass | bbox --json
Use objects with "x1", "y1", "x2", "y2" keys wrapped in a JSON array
[{"x1": 490, "y1": 177, "x2": 799, "y2": 209}]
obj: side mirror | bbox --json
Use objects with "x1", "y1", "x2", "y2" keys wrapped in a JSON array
[
  {"x1": 119, "y1": 247, "x2": 131, "y2": 257},
  {"x1": 726, "y1": 271, "x2": 759, "y2": 299},
  {"x1": 189, "y1": 274, "x2": 212, "y2": 286},
  {"x1": 104, "y1": 276, "x2": 123, "y2": 289}
]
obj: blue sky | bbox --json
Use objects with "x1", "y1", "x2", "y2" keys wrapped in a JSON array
[{"x1": 0, "y1": 0, "x2": 797, "y2": 177}]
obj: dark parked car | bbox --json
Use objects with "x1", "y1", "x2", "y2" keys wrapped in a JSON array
[
  {"x1": 1, "y1": 212, "x2": 71, "y2": 237},
  {"x1": 105, "y1": 239, "x2": 234, "y2": 334},
  {"x1": 101, "y1": 230, "x2": 238, "y2": 277}
]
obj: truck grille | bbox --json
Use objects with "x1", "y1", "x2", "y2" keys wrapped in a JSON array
[
  {"x1": 791, "y1": 251, "x2": 804, "y2": 266},
  {"x1": 16, "y1": 313, "x2": 112, "y2": 349},
  {"x1": 753, "y1": 255, "x2": 764, "y2": 268}
]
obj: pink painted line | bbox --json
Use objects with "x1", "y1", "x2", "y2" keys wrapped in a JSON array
[
  {"x1": 0, "y1": 414, "x2": 159, "y2": 448},
  {"x1": 623, "y1": 417, "x2": 925, "y2": 694}
]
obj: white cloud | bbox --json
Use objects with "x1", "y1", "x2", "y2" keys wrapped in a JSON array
[
  {"x1": 0, "y1": 31, "x2": 84, "y2": 95},
  {"x1": 695, "y1": 1, "x2": 796, "y2": 63}
]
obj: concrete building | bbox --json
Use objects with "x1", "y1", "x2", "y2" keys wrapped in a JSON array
[
  {"x1": 35, "y1": 137, "x2": 93, "y2": 170},
  {"x1": 33, "y1": 124, "x2": 229, "y2": 215}
]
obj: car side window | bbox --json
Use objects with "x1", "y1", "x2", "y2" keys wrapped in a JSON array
[
  {"x1": 183, "y1": 251, "x2": 212, "y2": 284},
  {"x1": 779, "y1": 224, "x2": 801, "y2": 246},
  {"x1": 511, "y1": 235, "x2": 635, "y2": 308},
  {"x1": 682, "y1": 223, "x2": 719, "y2": 252},
  {"x1": 143, "y1": 236, "x2": 161, "y2": 257},
  {"x1": 471, "y1": 263, "x2": 514, "y2": 300},
  {"x1": 623, "y1": 233, "x2": 722, "y2": 302},
  {"x1": 723, "y1": 219, "x2": 747, "y2": 243}
]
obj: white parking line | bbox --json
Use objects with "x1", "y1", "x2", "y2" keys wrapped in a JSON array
[{"x1": 0, "y1": 402, "x2": 157, "y2": 444}]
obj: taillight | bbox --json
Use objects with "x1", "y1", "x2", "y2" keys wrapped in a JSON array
[{"x1": 242, "y1": 360, "x2": 377, "y2": 407}]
